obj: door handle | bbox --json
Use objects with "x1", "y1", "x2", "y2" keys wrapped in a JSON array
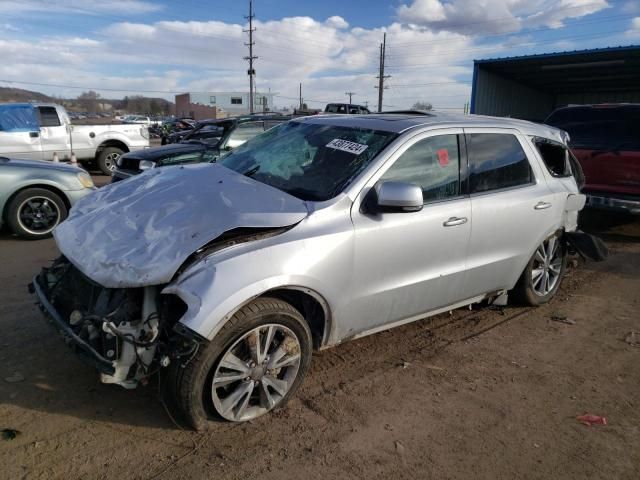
[
  {"x1": 534, "y1": 201, "x2": 552, "y2": 210},
  {"x1": 443, "y1": 216, "x2": 468, "y2": 227},
  {"x1": 29, "y1": 131, "x2": 39, "y2": 138}
]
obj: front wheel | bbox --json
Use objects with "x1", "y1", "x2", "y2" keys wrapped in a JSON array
[
  {"x1": 169, "y1": 297, "x2": 312, "y2": 429},
  {"x1": 512, "y1": 232, "x2": 567, "y2": 306},
  {"x1": 6, "y1": 188, "x2": 68, "y2": 239}
]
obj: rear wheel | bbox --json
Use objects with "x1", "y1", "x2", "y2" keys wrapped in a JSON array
[
  {"x1": 6, "y1": 188, "x2": 68, "y2": 239},
  {"x1": 512, "y1": 232, "x2": 567, "y2": 305},
  {"x1": 97, "y1": 147, "x2": 124, "y2": 175},
  {"x1": 168, "y1": 297, "x2": 312, "y2": 430}
]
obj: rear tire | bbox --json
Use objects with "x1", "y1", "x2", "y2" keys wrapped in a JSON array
[
  {"x1": 6, "y1": 188, "x2": 68, "y2": 239},
  {"x1": 167, "y1": 297, "x2": 312, "y2": 430},
  {"x1": 97, "y1": 147, "x2": 124, "y2": 175},
  {"x1": 511, "y1": 232, "x2": 567, "y2": 306}
]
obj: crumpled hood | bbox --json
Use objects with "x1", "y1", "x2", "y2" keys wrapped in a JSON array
[{"x1": 54, "y1": 163, "x2": 308, "y2": 288}]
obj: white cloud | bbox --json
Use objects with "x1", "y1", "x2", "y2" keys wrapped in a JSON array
[
  {"x1": 326, "y1": 16, "x2": 349, "y2": 29},
  {"x1": 397, "y1": 0, "x2": 610, "y2": 35},
  {"x1": 0, "y1": 0, "x2": 161, "y2": 16},
  {"x1": 625, "y1": 17, "x2": 640, "y2": 38}
]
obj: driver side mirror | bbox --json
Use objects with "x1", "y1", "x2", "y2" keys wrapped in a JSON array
[{"x1": 365, "y1": 181, "x2": 423, "y2": 213}]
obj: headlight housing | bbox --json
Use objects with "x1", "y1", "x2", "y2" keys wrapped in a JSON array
[
  {"x1": 76, "y1": 171, "x2": 95, "y2": 188},
  {"x1": 140, "y1": 126, "x2": 149, "y2": 140}
]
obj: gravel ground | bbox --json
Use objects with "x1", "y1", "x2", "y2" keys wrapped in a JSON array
[{"x1": 0, "y1": 193, "x2": 638, "y2": 480}]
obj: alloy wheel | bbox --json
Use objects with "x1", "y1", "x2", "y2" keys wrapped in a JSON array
[
  {"x1": 104, "y1": 152, "x2": 120, "y2": 172},
  {"x1": 17, "y1": 196, "x2": 61, "y2": 236},
  {"x1": 531, "y1": 236, "x2": 563, "y2": 296},
  {"x1": 211, "y1": 324, "x2": 302, "y2": 421}
]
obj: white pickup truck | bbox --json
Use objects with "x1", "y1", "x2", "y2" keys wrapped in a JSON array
[{"x1": 0, "y1": 103, "x2": 149, "y2": 174}]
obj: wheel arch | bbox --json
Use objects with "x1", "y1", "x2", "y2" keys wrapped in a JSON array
[
  {"x1": 2, "y1": 183, "x2": 71, "y2": 223},
  {"x1": 95, "y1": 139, "x2": 130, "y2": 159}
]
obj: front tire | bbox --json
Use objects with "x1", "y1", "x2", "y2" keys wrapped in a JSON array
[
  {"x1": 97, "y1": 147, "x2": 124, "y2": 175},
  {"x1": 6, "y1": 188, "x2": 68, "y2": 239},
  {"x1": 512, "y1": 232, "x2": 567, "y2": 306},
  {"x1": 169, "y1": 297, "x2": 312, "y2": 430}
]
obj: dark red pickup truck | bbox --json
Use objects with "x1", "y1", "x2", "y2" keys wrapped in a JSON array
[{"x1": 546, "y1": 104, "x2": 640, "y2": 214}]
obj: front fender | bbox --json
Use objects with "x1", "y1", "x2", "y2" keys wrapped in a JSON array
[{"x1": 163, "y1": 264, "x2": 334, "y2": 341}]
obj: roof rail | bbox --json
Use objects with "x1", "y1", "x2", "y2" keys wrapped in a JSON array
[{"x1": 378, "y1": 110, "x2": 435, "y2": 116}]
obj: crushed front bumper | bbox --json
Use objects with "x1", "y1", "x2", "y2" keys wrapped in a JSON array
[{"x1": 30, "y1": 271, "x2": 116, "y2": 375}]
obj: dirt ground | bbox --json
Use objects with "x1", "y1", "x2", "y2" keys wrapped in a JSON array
[{"x1": 1, "y1": 201, "x2": 639, "y2": 480}]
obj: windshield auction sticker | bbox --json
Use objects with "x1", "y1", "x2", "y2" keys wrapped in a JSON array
[{"x1": 326, "y1": 139, "x2": 369, "y2": 155}]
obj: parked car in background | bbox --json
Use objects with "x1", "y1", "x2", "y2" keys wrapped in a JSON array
[
  {"x1": 121, "y1": 115, "x2": 157, "y2": 126},
  {"x1": 112, "y1": 143, "x2": 216, "y2": 182},
  {"x1": 0, "y1": 103, "x2": 150, "y2": 175},
  {"x1": 324, "y1": 103, "x2": 371, "y2": 114},
  {"x1": 545, "y1": 104, "x2": 640, "y2": 214},
  {"x1": 160, "y1": 118, "x2": 196, "y2": 145},
  {"x1": 113, "y1": 115, "x2": 290, "y2": 181},
  {"x1": 33, "y1": 112, "x2": 603, "y2": 430},
  {"x1": 0, "y1": 156, "x2": 95, "y2": 238},
  {"x1": 167, "y1": 115, "x2": 289, "y2": 146}
]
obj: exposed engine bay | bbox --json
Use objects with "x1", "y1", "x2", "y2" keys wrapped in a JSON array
[{"x1": 32, "y1": 256, "x2": 200, "y2": 388}]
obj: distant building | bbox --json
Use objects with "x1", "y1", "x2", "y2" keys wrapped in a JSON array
[{"x1": 175, "y1": 91, "x2": 275, "y2": 119}]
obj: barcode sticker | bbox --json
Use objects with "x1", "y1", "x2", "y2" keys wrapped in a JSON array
[{"x1": 326, "y1": 139, "x2": 369, "y2": 155}]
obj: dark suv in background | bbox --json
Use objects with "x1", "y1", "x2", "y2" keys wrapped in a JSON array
[{"x1": 545, "y1": 104, "x2": 640, "y2": 214}]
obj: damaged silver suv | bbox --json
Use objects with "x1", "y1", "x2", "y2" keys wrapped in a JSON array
[{"x1": 32, "y1": 112, "x2": 602, "y2": 429}]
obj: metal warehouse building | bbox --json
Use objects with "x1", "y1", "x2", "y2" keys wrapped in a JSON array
[{"x1": 470, "y1": 45, "x2": 640, "y2": 122}]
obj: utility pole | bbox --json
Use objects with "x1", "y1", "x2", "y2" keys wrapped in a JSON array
[
  {"x1": 243, "y1": 0, "x2": 257, "y2": 114},
  {"x1": 345, "y1": 91, "x2": 356, "y2": 104},
  {"x1": 299, "y1": 82, "x2": 303, "y2": 110},
  {"x1": 375, "y1": 33, "x2": 390, "y2": 113}
]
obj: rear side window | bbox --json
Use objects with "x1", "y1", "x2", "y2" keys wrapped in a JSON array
[
  {"x1": 38, "y1": 107, "x2": 61, "y2": 127},
  {"x1": 381, "y1": 134, "x2": 461, "y2": 203},
  {"x1": 534, "y1": 139, "x2": 571, "y2": 177},
  {"x1": 466, "y1": 133, "x2": 533, "y2": 194}
]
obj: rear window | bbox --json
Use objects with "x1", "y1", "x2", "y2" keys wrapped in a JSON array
[
  {"x1": 38, "y1": 107, "x2": 61, "y2": 127},
  {"x1": 546, "y1": 106, "x2": 640, "y2": 151}
]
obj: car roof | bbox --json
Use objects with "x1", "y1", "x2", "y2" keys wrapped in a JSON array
[{"x1": 295, "y1": 111, "x2": 564, "y2": 139}]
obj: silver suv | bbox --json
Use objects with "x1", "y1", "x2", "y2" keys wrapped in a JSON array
[{"x1": 33, "y1": 113, "x2": 593, "y2": 429}]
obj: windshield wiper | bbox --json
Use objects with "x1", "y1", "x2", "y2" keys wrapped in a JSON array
[{"x1": 242, "y1": 165, "x2": 260, "y2": 177}]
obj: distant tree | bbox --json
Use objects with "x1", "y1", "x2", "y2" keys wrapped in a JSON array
[
  {"x1": 77, "y1": 90, "x2": 101, "y2": 113},
  {"x1": 411, "y1": 101, "x2": 433, "y2": 111}
]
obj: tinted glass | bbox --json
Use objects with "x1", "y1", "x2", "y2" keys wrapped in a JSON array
[
  {"x1": 467, "y1": 133, "x2": 533, "y2": 194},
  {"x1": 381, "y1": 135, "x2": 460, "y2": 203},
  {"x1": 220, "y1": 121, "x2": 397, "y2": 201},
  {"x1": 158, "y1": 152, "x2": 204, "y2": 166},
  {"x1": 38, "y1": 107, "x2": 61, "y2": 127}
]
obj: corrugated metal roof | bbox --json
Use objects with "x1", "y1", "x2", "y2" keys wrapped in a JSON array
[{"x1": 474, "y1": 44, "x2": 640, "y2": 64}]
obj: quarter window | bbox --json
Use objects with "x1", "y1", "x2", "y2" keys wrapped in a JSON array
[
  {"x1": 381, "y1": 134, "x2": 461, "y2": 203},
  {"x1": 467, "y1": 133, "x2": 533, "y2": 194},
  {"x1": 534, "y1": 139, "x2": 571, "y2": 177}
]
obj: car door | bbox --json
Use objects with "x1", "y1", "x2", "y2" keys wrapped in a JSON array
[
  {"x1": 345, "y1": 129, "x2": 472, "y2": 337},
  {"x1": 462, "y1": 129, "x2": 558, "y2": 297},
  {"x1": 38, "y1": 106, "x2": 71, "y2": 161},
  {"x1": 0, "y1": 104, "x2": 43, "y2": 160}
]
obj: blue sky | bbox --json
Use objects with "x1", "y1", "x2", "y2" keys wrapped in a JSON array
[{"x1": 0, "y1": 0, "x2": 638, "y2": 111}]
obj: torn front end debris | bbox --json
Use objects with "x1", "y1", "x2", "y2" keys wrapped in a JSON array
[{"x1": 30, "y1": 257, "x2": 202, "y2": 388}]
